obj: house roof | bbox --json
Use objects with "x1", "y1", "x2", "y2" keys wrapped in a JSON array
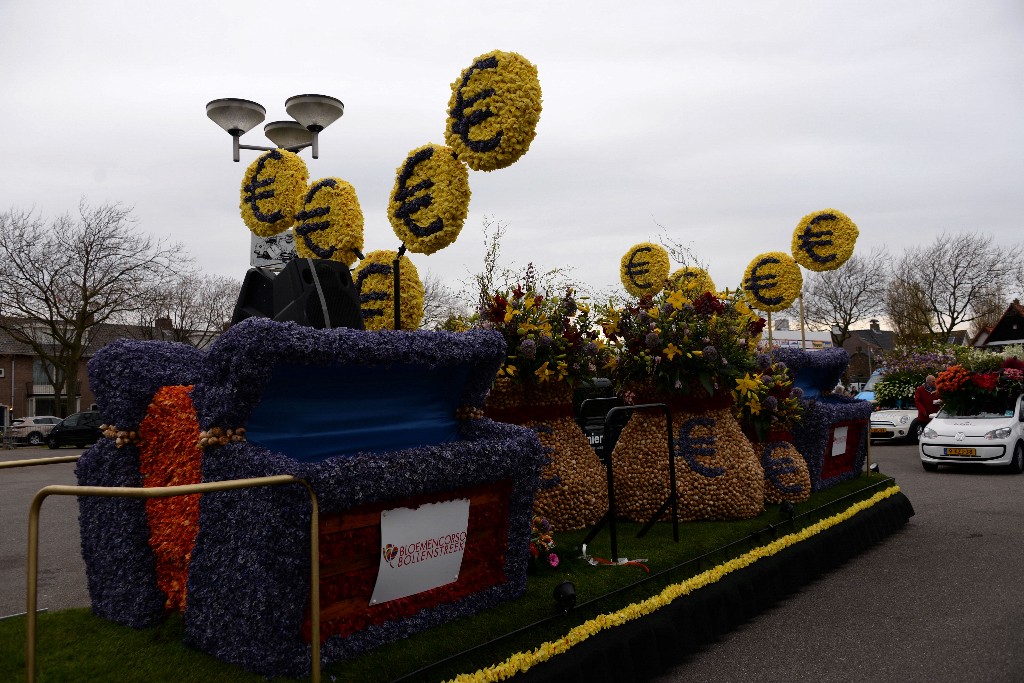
[
  {"x1": 0, "y1": 318, "x2": 175, "y2": 358},
  {"x1": 847, "y1": 327, "x2": 897, "y2": 353},
  {"x1": 982, "y1": 301, "x2": 1024, "y2": 346}
]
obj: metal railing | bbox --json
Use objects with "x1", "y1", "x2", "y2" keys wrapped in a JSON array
[{"x1": 23, "y1": 472, "x2": 323, "y2": 683}]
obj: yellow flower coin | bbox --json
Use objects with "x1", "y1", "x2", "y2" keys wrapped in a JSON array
[
  {"x1": 620, "y1": 242, "x2": 670, "y2": 297},
  {"x1": 239, "y1": 149, "x2": 309, "y2": 237},
  {"x1": 791, "y1": 208, "x2": 858, "y2": 271},
  {"x1": 742, "y1": 251, "x2": 802, "y2": 312},
  {"x1": 667, "y1": 267, "x2": 715, "y2": 295},
  {"x1": 293, "y1": 177, "x2": 364, "y2": 267},
  {"x1": 388, "y1": 144, "x2": 471, "y2": 254},
  {"x1": 445, "y1": 50, "x2": 542, "y2": 172},
  {"x1": 353, "y1": 250, "x2": 424, "y2": 330}
]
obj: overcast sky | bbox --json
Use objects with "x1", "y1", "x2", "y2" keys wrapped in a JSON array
[{"x1": 2, "y1": 1, "x2": 1022, "y2": 305}]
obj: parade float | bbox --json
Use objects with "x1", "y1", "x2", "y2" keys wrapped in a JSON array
[{"x1": 56, "y1": 47, "x2": 918, "y2": 683}]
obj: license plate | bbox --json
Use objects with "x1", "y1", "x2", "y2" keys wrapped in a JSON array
[
  {"x1": 870, "y1": 428, "x2": 888, "y2": 434},
  {"x1": 944, "y1": 447, "x2": 977, "y2": 456}
]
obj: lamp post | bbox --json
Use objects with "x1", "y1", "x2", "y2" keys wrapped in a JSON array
[{"x1": 206, "y1": 94, "x2": 344, "y2": 162}]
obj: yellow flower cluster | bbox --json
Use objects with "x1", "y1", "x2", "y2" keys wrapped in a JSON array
[
  {"x1": 620, "y1": 242, "x2": 670, "y2": 297},
  {"x1": 742, "y1": 251, "x2": 802, "y2": 313},
  {"x1": 353, "y1": 250, "x2": 424, "y2": 330},
  {"x1": 791, "y1": 208, "x2": 858, "y2": 272},
  {"x1": 667, "y1": 267, "x2": 715, "y2": 296},
  {"x1": 388, "y1": 143, "x2": 471, "y2": 254},
  {"x1": 239, "y1": 149, "x2": 310, "y2": 237},
  {"x1": 293, "y1": 177, "x2": 364, "y2": 267},
  {"x1": 445, "y1": 50, "x2": 542, "y2": 172},
  {"x1": 447, "y1": 485, "x2": 901, "y2": 683}
]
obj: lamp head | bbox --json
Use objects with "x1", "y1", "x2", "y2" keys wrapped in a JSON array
[
  {"x1": 285, "y1": 94, "x2": 344, "y2": 131},
  {"x1": 263, "y1": 120, "x2": 313, "y2": 149},
  {"x1": 206, "y1": 98, "x2": 266, "y2": 136}
]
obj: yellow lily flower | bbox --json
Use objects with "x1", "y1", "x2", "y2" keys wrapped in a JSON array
[
  {"x1": 735, "y1": 373, "x2": 761, "y2": 396},
  {"x1": 664, "y1": 343, "x2": 681, "y2": 360},
  {"x1": 535, "y1": 362, "x2": 554, "y2": 382},
  {"x1": 666, "y1": 290, "x2": 687, "y2": 309}
]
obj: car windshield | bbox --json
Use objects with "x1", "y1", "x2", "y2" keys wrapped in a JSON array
[
  {"x1": 938, "y1": 394, "x2": 1018, "y2": 419},
  {"x1": 862, "y1": 372, "x2": 883, "y2": 391}
]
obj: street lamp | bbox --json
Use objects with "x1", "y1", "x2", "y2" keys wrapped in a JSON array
[{"x1": 206, "y1": 94, "x2": 344, "y2": 162}]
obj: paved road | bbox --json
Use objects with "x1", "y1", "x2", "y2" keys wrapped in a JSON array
[
  {"x1": 1, "y1": 446, "x2": 90, "y2": 619},
  {"x1": 3, "y1": 443, "x2": 1024, "y2": 682},
  {"x1": 654, "y1": 441, "x2": 1024, "y2": 683}
]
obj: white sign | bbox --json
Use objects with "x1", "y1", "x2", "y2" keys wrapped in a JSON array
[
  {"x1": 369, "y1": 498, "x2": 470, "y2": 605},
  {"x1": 831, "y1": 425, "x2": 849, "y2": 456},
  {"x1": 250, "y1": 231, "x2": 297, "y2": 271}
]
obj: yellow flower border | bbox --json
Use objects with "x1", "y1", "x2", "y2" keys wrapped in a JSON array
[
  {"x1": 445, "y1": 50, "x2": 543, "y2": 172},
  {"x1": 791, "y1": 208, "x2": 858, "y2": 272},
  {"x1": 620, "y1": 242, "x2": 670, "y2": 298},
  {"x1": 239, "y1": 149, "x2": 309, "y2": 237},
  {"x1": 388, "y1": 143, "x2": 471, "y2": 255},
  {"x1": 448, "y1": 485, "x2": 901, "y2": 682}
]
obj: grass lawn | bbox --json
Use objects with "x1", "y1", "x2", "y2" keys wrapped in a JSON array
[{"x1": 1, "y1": 472, "x2": 894, "y2": 683}]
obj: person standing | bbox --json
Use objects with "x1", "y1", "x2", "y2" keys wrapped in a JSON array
[{"x1": 915, "y1": 374, "x2": 940, "y2": 427}]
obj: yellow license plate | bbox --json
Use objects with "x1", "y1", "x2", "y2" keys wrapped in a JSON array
[
  {"x1": 870, "y1": 428, "x2": 888, "y2": 434},
  {"x1": 944, "y1": 447, "x2": 977, "y2": 456}
]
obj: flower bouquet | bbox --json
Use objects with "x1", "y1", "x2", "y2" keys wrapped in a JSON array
[
  {"x1": 936, "y1": 354, "x2": 1024, "y2": 416},
  {"x1": 599, "y1": 288, "x2": 768, "y2": 523},
  {"x1": 529, "y1": 516, "x2": 559, "y2": 570},
  {"x1": 732, "y1": 354, "x2": 805, "y2": 442},
  {"x1": 873, "y1": 347, "x2": 957, "y2": 409},
  {"x1": 478, "y1": 284, "x2": 609, "y2": 531}
]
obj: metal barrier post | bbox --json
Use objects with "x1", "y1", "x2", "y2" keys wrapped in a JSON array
[{"x1": 25, "y1": 476, "x2": 321, "y2": 683}]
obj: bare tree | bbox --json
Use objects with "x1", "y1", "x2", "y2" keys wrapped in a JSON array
[
  {"x1": 890, "y1": 232, "x2": 1023, "y2": 337},
  {"x1": 885, "y1": 279, "x2": 935, "y2": 346},
  {"x1": 420, "y1": 271, "x2": 467, "y2": 330},
  {"x1": 130, "y1": 272, "x2": 239, "y2": 348},
  {"x1": 0, "y1": 202, "x2": 185, "y2": 416},
  {"x1": 464, "y1": 215, "x2": 576, "y2": 308},
  {"x1": 801, "y1": 247, "x2": 890, "y2": 344}
]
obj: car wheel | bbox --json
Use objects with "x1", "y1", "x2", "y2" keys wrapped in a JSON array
[
  {"x1": 47, "y1": 437, "x2": 59, "y2": 450},
  {"x1": 1009, "y1": 442, "x2": 1024, "y2": 474},
  {"x1": 27, "y1": 432, "x2": 44, "y2": 446},
  {"x1": 922, "y1": 461, "x2": 939, "y2": 472},
  {"x1": 909, "y1": 420, "x2": 921, "y2": 444}
]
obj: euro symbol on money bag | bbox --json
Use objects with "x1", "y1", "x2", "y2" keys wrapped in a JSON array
[
  {"x1": 742, "y1": 252, "x2": 802, "y2": 313},
  {"x1": 620, "y1": 242, "x2": 670, "y2": 298},
  {"x1": 239, "y1": 149, "x2": 309, "y2": 237},
  {"x1": 388, "y1": 144, "x2": 470, "y2": 255},
  {"x1": 791, "y1": 208, "x2": 858, "y2": 272}
]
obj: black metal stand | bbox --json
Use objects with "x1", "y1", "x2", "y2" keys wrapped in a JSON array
[
  {"x1": 578, "y1": 400, "x2": 679, "y2": 562},
  {"x1": 392, "y1": 243, "x2": 406, "y2": 330}
]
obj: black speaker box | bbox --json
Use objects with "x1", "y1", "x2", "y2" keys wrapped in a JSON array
[
  {"x1": 271, "y1": 258, "x2": 364, "y2": 330},
  {"x1": 231, "y1": 267, "x2": 276, "y2": 325}
]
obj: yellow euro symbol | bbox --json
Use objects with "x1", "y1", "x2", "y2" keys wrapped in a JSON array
[
  {"x1": 239, "y1": 149, "x2": 309, "y2": 237},
  {"x1": 353, "y1": 250, "x2": 424, "y2": 331},
  {"x1": 742, "y1": 252, "x2": 802, "y2": 313},
  {"x1": 668, "y1": 267, "x2": 715, "y2": 296},
  {"x1": 445, "y1": 50, "x2": 542, "y2": 172},
  {"x1": 388, "y1": 144, "x2": 470, "y2": 255},
  {"x1": 294, "y1": 177, "x2": 364, "y2": 267},
  {"x1": 791, "y1": 208, "x2": 858, "y2": 272},
  {"x1": 620, "y1": 242, "x2": 670, "y2": 298}
]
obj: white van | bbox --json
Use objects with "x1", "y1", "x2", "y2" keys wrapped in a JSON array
[{"x1": 919, "y1": 393, "x2": 1024, "y2": 473}]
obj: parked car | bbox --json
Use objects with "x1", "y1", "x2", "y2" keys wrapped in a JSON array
[
  {"x1": 870, "y1": 409, "x2": 922, "y2": 443},
  {"x1": 46, "y1": 411, "x2": 103, "y2": 449},
  {"x1": 6, "y1": 416, "x2": 61, "y2": 446},
  {"x1": 919, "y1": 393, "x2": 1024, "y2": 473}
]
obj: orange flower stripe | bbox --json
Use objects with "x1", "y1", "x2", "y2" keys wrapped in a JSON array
[{"x1": 138, "y1": 385, "x2": 203, "y2": 614}]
